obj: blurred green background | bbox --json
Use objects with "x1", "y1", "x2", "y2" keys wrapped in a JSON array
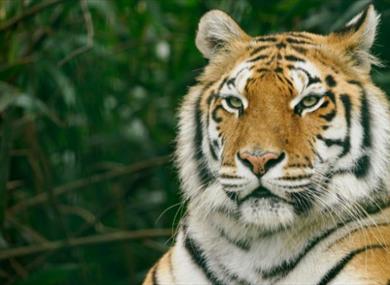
[{"x1": 0, "y1": 0, "x2": 389, "y2": 284}]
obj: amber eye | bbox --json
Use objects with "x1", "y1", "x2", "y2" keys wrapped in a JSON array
[
  {"x1": 225, "y1": 96, "x2": 243, "y2": 110},
  {"x1": 294, "y1": 94, "x2": 323, "y2": 115},
  {"x1": 300, "y1": 95, "x2": 321, "y2": 108}
]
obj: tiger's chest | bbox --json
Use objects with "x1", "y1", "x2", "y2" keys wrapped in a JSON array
[{"x1": 165, "y1": 210, "x2": 390, "y2": 285}]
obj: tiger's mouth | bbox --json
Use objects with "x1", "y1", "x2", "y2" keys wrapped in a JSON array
[
  {"x1": 247, "y1": 186, "x2": 276, "y2": 199},
  {"x1": 240, "y1": 185, "x2": 288, "y2": 203}
]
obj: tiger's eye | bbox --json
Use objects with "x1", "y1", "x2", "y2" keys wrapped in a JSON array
[
  {"x1": 301, "y1": 95, "x2": 320, "y2": 108},
  {"x1": 225, "y1": 96, "x2": 243, "y2": 109}
]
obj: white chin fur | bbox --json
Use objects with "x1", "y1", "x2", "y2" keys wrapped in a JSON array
[{"x1": 238, "y1": 197, "x2": 296, "y2": 230}]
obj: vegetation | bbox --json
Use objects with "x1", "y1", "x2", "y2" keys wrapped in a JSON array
[{"x1": 0, "y1": 0, "x2": 389, "y2": 284}]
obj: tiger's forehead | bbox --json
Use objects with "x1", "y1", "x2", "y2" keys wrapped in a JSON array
[
  {"x1": 219, "y1": 62, "x2": 252, "y2": 96},
  {"x1": 218, "y1": 47, "x2": 324, "y2": 99}
]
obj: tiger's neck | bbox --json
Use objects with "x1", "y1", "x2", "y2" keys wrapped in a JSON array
[
  {"x1": 183, "y1": 210, "x2": 331, "y2": 278},
  {"x1": 180, "y1": 196, "x2": 389, "y2": 284}
]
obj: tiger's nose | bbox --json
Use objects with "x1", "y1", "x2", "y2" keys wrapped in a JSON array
[{"x1": 238, "y1": 151, "x2": 285, "y2": 176}]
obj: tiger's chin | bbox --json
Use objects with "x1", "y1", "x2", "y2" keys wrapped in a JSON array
[{"x1": 238, "y1": 196, "x2": 297, "y2": 231}]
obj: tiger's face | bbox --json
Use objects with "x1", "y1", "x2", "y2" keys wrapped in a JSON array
[{"x1": 177, "y1": 8, "x2": 390, "y2": 232}]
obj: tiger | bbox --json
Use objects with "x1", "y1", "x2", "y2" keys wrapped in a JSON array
[{"x1": 143, "y1": 4, "x2": 390, "y2": 285}]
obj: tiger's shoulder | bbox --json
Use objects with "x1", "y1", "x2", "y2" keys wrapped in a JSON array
[{"x1": 143, "y1": 250, "x2": 173, "y2": 285}]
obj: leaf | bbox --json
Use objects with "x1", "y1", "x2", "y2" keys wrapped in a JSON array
[
  {"x1": 47, "y1": 66, "x2": 76, "y2": 106},
  {"x1": 0, "y1": 81, "x2": 62, "y2": 125}
]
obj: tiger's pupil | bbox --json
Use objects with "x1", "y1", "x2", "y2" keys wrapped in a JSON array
[{"x1": 226, "y1": 97, "x2": 243, "y2": 109}]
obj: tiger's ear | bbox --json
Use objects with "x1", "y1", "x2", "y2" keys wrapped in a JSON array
[
  {"x1": 330, "y1": 4, "x2": 381, "y2": 72},
  {"x1": 196, "y1": 10, "x2": 250, "y2": 59}
]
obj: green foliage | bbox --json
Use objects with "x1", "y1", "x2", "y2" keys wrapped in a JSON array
[
  {"x1": 15, "y1": 264, "x2": 79, "y2": 285},
  {"x1": 0, "y1": 0, "x2": 389, "y2": 284}
]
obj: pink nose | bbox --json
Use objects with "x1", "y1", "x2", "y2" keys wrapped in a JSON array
[{"x1": 239, "y1": 151, "x2": 283, "y2": 176}]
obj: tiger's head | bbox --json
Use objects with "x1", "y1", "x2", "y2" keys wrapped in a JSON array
[{"x1": 177, "y1": 5, "x2": 390, "y2": 232}]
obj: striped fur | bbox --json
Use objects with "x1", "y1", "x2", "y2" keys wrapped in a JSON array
[{"x1": 144, "y1": 5, "x2": 390, "y2": 285}]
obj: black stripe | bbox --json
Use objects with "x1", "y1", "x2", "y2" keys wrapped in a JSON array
[
  {"x1": 331, "y1": 155, "x2": 370, "y2": 177},
  {"x1": 215, "y1": 206, "x2": 240, "y2": 220},
  {"x1": 219, "y1": 174, "x2": 243, "y2": 179},
  {"x1": 212, "y1": 139, "x2": 219, "y2": 149},
  {"x1": 287, "y1": 163, "x2": 312, "y2": 168},
  {"x1": 286, "y1": 37, "x2": 313, "y2": 45},
  {"x1": 274, "y1": 67, "x2": 283, "y2": 73},
  {"x1": 339, "y1": 94, "x2": 351, "y2": 157},
  {"x1": 217, "y1": 77, "x2": 228, "y2": 92},
  {"x1": 184, "y1": 234, "x2": 225, "y2": 285},
  {"x1": 340, "y1": 95, "x2": 351, "y2": 128},
  {"x1": 219, "y1": 264, "x2": 252, "y2": 285},
  {"x1": 324, "y1": 91, "x2": 336, "y2": 104},
  {"x1": 261, "y1": 222, "x2": 349, "y2": 279},
  {"x1": 209, "y1": 140, "x2": 218, "y2": 160},
  {"x1": 328, "y1": 222, "x2": 390, "y2": 249},
  {"x1": 255, "y1": 36, "x2": 277, "y2": 42},
  {"x1": 347, "y1": 79, "x2": 360, "y2": 86},
  {"x1": 248, "y1": 54, "x2": 268, "y2": 63},
  {"x1": 207, "y1": 92, "x2": 217, "y2": 105},
  {"x1": 207, "y1": 94, "x2": 219, "y2": 161},
  {"x1": 287, "y1": 32, "x2": 313, "y2": 40},
  {"x1": 325, "y1": 75, "x2": 337, "y2": 87},
  {"x1": 224, "y1": 190, "x2": 239, "y2": 201},
  {"x1": 360, "y1": 88, "x2": 371, "y2": 148},
  {"x1": 257, "y1": 68, "x2": 270, "y2": 73},
  {"x1": 314, "y1": 149, "x2": 325, "y2": 163},
  {"x1": 262, "y1": 201, "x2": 390, "y2": 280},
  {"x1": 222, "y1": 184, "x2": 248, "y2": 189},
  {"x1": 284, "y1": 77, "x2": 295, "y2": 92},
  {"x1": 284, "y1": 55, "x2": 305, "y2": 62},
  {"x1": 290, "y1": 191, "x2": 315, "y2": 214},
  {"x1": 194, "y1": 94, "x2": 214, "y2": 186},
  {"x1": 211, "y1": 105, "x2": 224, "y2": 123},
  {"x1": 290, "y1": 45, "x2": 307, "y2": 54},
  {"x1": 354, "y1": 155, "x2": 370, "y2": 178},
  {"x1": 277, "y1": 183, "x2": 312, "y2": 189},
  {"x1": 319, "y1": 109, "x2": 336, "y2": 122},
  {"x1": 316, "y1": 135, "x2": 344, "y2": 147},
  {"x1": 226, "y1": 77, "x2": 236, "y2": 88},
  {"x1": 325, "y1": 84, "x2": 373, "y2": 178},
  {"x1": 276, "y1": 42, "x2": 286, "y2": 49},
  {"x1": 320, "y1": 101, "x2": 329, "y2": 109},
  {"x1": 277, "y1": 174, "x2": 312, "y2": 181},
  {"x1": 287, "y1": 66, "x2": 320, "y2": 86},
  {"x1": 347, "y1": 80, "x2": 371, "y2": 148},
  {"x1": 216, "y1": 225, "x2": 250, "y2": 250},
  {"x1": 316, "y1": 244, "x2": 385, "y2": 285},
  {"x1": 249, "y1": 45, "x2": 270, "y2": 56},
  {"x1": 275, "y1": 73, "x2": 285, "y2": 83}
]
